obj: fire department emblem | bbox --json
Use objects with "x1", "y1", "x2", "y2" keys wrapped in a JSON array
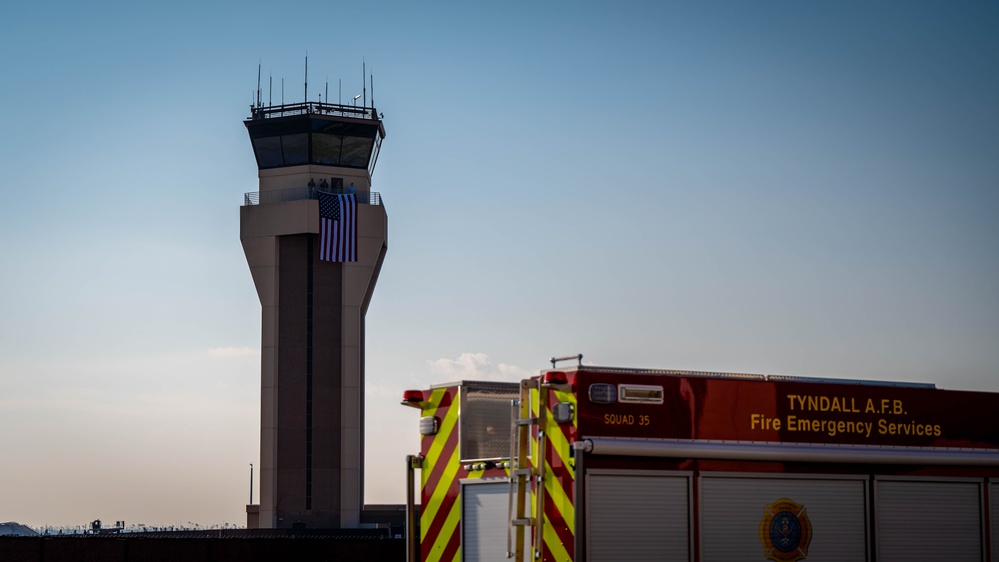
[{"x1": 759, "y1": 497, "x2": 812, "y2": 562}]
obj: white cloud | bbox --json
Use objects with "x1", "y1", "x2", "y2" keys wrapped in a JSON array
[{"x1": 426, "y1": 352, "x2": 532, "y2": 382}]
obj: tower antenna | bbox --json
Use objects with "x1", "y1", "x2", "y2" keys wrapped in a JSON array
[
  {"x1": 256, "y1": 61, "x2": 262, "y2": 108},
  {"x1": 338, "y1": 78, "x2": 341, "y2": 106},
  {"x1": 304, "y1": 53, "x2": 308, "y2": 105},
  {"x1": 362, "y1": 59, "x2": 366, "y2": 109},
  {"x1": 325, "y1": 77, "x2": 329, "y2": 108},
  {"x1": 371, "y1": 74, "x2": 375, "y2": 111},
  {"x1": 269, "y1": 74, "x2": 272, "y2": 106}
]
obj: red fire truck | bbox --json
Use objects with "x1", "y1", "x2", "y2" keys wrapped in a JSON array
[{"x1": 402, "y1": 355, "x2": 999, "y2": 562}]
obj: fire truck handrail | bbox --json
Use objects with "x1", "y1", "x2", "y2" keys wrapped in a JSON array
[{"x1": 579, "y1": 437, "x2": 999, "y2": 466}]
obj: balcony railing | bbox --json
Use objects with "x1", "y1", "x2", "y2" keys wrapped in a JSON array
[
  {"x1": 248, "y1": 101, "x2": 378, "y2": 121},
  {"x1": 243, "y1": 187, "x2": 382, "y2": 206}
]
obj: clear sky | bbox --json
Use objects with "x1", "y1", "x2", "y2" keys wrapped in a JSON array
[{"x1": 1, "y1": 0, "x2": 996, "y2": 528}]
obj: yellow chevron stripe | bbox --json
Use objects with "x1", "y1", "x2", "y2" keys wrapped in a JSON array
[
  {"x1": 431, "y1": 482, "x2": 461, "y2": 562},
  {"x1": 427, "y1": 468, "x2": 485, "y2": 562},
  {"x1": 543, "y1": 511, "x2": 573, "y2": 562},
  {"x1": 423, "y1": 389, "x2": 457, "y2": 479},
  {"x1": 424, "y1": 443, "x2": 462, "y2": 561},
  {"x1": 545, "y1": 418, "x2": 573, "y2": 480},
  {"x1": 421, "y1": 387, "x2": 464, "y2": 560},
  {"x1": 543, "y1": 385, "x2": 578, "y2": 555},
  {"x1": 543, "y1": 457, "x2": 574, "y2": 536}
]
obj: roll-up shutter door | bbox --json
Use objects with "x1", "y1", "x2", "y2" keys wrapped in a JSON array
[
  {"x1": 876, "y1": 479, "x2": 982, "y2": 562},
  {"x1": 991, "y1": 481, "x2": 998, "y2": 562},
  {"x1": 700, "y1": 475, "x2": 867, "y2": 562},
  {"x1": 462, "y1": 480, "x2": 528, "y2": 562},
  {"x1": 585, "y1": 471, "x2": 690, "y2": 562}
]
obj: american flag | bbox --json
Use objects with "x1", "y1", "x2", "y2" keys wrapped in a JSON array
[{"x1": 318, "y1": 192, "x2": 357, "y2": 262}]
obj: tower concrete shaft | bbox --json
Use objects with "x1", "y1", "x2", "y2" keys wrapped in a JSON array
[{"x1": 240, "y1": 101, "x2": 387, "y2": 529}]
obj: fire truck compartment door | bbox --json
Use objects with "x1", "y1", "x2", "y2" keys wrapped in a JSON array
[
  {"x1": 461, "y1": 479, "x2": 528, "y2": 562},
  {"x1": 585, "y1": 470, "x2": 691, "y2": 562},
  {"x1": 992, "y1": 481, "x2": 999, "y2": 562},
  {"x1": 875, "y1": 478, "x2": 983, "y2": 562},
  {"x1": 700, "y1": 475, "x2": 867, "y2": 562}
]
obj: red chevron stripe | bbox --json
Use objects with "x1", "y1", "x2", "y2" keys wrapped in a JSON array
[
  {"x1": 543, "y1": 486, "x2": 575, "y2": 560},
  {"x1": 543, "y1": 392, "x2": 575, "y2": 562},
  {"x1": 421, "y1": 475, "x2": 462, "y2": 557},
  {"x1": 544, "y1": 436, "x2": 574, "y2": 516},
  {"x1": 422, "y1": 424, "x2": 458, "y2": 506},
  {"x1": 422, "y1": 388, "x2": 458, "y2": 496},
  {"x1": 421, "y1": 388, "x2": 462, "y2": 560},
  {"x1": 436, "y1": 389, "x2": 454, "y2": 409},
  {"x1": 438, "y1": 522, "x2": 462, "y2": 562}
]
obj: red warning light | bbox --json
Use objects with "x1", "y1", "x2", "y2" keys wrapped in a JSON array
[
  {"x1": 544, "y1": 371, "x2": 569, "y2": 385},
  {"x1": 401, "y1": 390, "x2": 425, "y2": 407}
]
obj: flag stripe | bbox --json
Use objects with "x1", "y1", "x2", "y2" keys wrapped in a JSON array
[{"x1": 318, "y1": 193, "x2": 357, "y2": 262}]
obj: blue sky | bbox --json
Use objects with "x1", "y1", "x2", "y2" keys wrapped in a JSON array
[{"x1": 1, "y1": 1, "x2": 996, "y2": 527}]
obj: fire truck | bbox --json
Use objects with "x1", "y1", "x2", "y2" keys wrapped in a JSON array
[{"x1": 402, "y1": 355, "x2": 999, "y2": 562}]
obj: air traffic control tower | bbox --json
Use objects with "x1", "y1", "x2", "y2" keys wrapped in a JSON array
[{"x1": 240, "y1": 95, "x2": 387, "y2": 529}]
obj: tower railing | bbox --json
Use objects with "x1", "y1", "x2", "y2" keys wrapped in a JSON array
[
  {"x1": 248, "y1": 101, "x2": 377, "y2": 121},
  {"x1": 243, "y1": 187, "x2": 382, "y2": 206}
]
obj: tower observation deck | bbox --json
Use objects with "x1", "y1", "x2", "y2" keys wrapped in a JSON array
[{"x1": 240, "y1": 97, "x2": 388, "y2": 529}]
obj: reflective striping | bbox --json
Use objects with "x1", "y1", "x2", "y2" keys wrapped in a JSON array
[
  {"x1": 422, "y1": 447, "x2": 462, "y2": 559},
  {"x1": 421, "y1": 389, "x2": 459, "y2": 537},
  {"x1": 541, "y1": 387, "x2": 577, "y2": 561},
  {"x1": 421, "y1": 387, "x2": 465, "y2": 562},
  {"x1": 425, "y1": 390, "x2": 459, "y2": 478},
  {"x1": 433, "y1": 472, "x2": 486, "y2": 562},
  {"x1": 544, "y1": 457, "x2": 574, "y2": 535},
  {"x1": 421, "y1": 429, "x2": 458, "y2": 527},
  {"x1": 542, "y1": 486, "x2": 575, "y2": 559},
  {"x1": 543, "y1": 510, "x2": 573, "y2": 562}
]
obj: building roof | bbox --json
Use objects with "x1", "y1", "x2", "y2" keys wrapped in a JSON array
[{"x1": 0, "y1": 522, "x2": 38, "y2": 536}]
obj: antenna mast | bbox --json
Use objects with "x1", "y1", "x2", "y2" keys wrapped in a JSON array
[
  {"x1": 304, "y1": 53, "x2": 308, "y2": 104},
  {"x1": 256, "y1": 62, "x2": 262, "y2": 108},
  {"x1": 362, "y1": 60, "x2": 366, "y2": 110}
]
